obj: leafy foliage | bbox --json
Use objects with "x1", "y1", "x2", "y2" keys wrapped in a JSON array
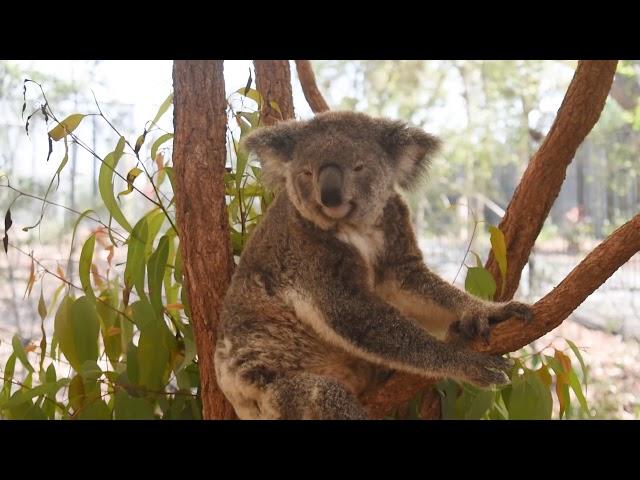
[
  {"x1": 431, "y1": 223, "x2": 590, "y2": 420},
  {"x1": 0, "y1": 79, "x2": 265, "y2": 419}
]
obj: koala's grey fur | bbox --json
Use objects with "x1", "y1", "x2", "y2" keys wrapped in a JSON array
[{"x1": 215, "y1": 111, "x2": 533, "y2": 420}]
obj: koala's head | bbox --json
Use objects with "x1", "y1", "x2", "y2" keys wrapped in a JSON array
[{"x1": 242, "y1": 111, "x2": 441, "y2": 229}]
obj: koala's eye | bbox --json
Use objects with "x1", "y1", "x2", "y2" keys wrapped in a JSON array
[
  {"x1": 354, "y1": 163, "x2": 365, "y2": 172},
  {"x1": 302, "y1": 169, "x2": 313, "y2": 177}
]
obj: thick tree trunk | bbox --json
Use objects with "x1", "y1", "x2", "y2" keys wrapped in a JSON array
[
  {"x1": 254, "y1": 60, "x2": 296, "y2": 125},
  {"x1": 172, "y1": 60, "x2": 236, "y2": 419},
  {"x1": 295, "y1": 60, "x2": 330, "y2": 113}
]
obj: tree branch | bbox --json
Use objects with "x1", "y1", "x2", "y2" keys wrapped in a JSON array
[
  {"x1": 486, "y1": 60, "x2": 618, "y2": 301},
  {"x1": 362, "y1": 213, "x2": 640, "y2": 418},
  {"x1": 361, "y1": 60, "x2": 622, "y2": 419},
  {"x1": 295, "y1": 60, "x2": 330, "y2": 113}
]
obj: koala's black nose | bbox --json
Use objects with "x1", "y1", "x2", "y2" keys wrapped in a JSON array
[{"x1": 318, "y1": 164, "x2": 343, "y2": 207}]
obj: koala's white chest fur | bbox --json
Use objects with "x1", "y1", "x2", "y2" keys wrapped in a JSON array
[{"x1": 336, "y1": 225, "x2": 384, "y2": 287}]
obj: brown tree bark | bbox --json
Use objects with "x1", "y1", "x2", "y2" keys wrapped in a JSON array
[
  {"x1": 362, "y1": 213, "x2": 640, "y2": 418},
  {"x1": 172, "y1": 60, "x2": 236, "y2": 419},
  {"x1": 486, "y1": 61, "x2": 618, "y2": 301},
  {"x1": 295, "y1": 60, "x2": 330, "y2": 113},
  {"x1": 254, "y1": 60, "x2": 296, "y2": 125},
  {"x1": 361, "y1": 60, "x2": 622, "y2": 419}
]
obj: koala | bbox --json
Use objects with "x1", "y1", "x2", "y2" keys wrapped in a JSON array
[{"x1": 214, "y1": 111, "x2": 533, "y2": 420}]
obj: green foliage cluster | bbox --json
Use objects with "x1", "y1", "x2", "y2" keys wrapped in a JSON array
[{"x1": 0, "y1": 81, "x2": 265, "y2": 419}]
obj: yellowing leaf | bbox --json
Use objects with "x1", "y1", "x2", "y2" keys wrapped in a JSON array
[
  {"x1": 554, "y1": 349, "x2": 572, "y2": 377},
  {"x1": 134, "y1": 134, "x2": 145, "y2": 153},
  {"x1": 23, "y1": 253, "x2": 35, "y2": 299},
  {"x1": 489, "y1": 225, "x2": 507, "y2": 295},
  {"x1": 105, "y1": 326, "x2": 121, "y2": 337},
  {"x1": 536, "y1": 365, "x2": 552, "y2": 387},
  {"x1": 48, "y1": 114, "x2": 86, "y2": 141},
  {"x1": 118, "y1": 167, "x2": 143, "y2": 197},
  {"x1": 235, "y1": 87, "x2": 262, "y2": 106},
  {"x1": 56, "y1": 264, "x2": 66, "y2": 280},
  {"x1": 269, "y1": 100, "x2": 282, "y2": 115},
  {"x1": 166, "y1": 303, "x2": 184, "y2": 311}
]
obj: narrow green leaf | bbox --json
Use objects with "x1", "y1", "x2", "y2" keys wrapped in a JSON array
[
  {"x1": 79, "y1": 233, "x2": 96, "y2": 300},
  {"x1": 151, "y1": 133, "x2": 173, "y2": 161},
  {"x1": 567, "y1": 370, "x2": 589, "y2": 416},
  {"x1": 565, "y1": 339, "x2": 588, "y2": 388},
  {"x1": 2, "y1": 354, "x2": 17, "y2": 397},
  {"x1": 37, "y1": 289, "x2": 47, "y2": 321},
  {"x1": 138, "y1": 323, "x2": 170, "y2": 391},
  {"x1": 124, "y1": 217, "x2": 150, "y2": 299},
  {"x1": 96, "y1": 287, "x2": 122, "y2": 367},
  {"x1": 70, "y1": 296, "x2": 100, "y2": 368},
  {"x1": 98, "y1": 137, "x2": 133, "y2": 232},
  {"x1": 38, "y1": 287, "x2": 47, "y2": 372},
  {"x1": 126, "y1": 342, "x2": 140, "y2": 386},
  {"x1": 150, "y1": 93, "x2": 173, "y2": 128},
  {"x1": 147, "y1": 235, "x2": 169, "y2": 315}
]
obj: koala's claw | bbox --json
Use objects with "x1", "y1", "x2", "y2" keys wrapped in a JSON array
[
  {"x1": 488, "y1": 301, "x2": 534, "y2": 325},
  {"x1": 450, "y1": 314, "x2": 491, "y2": 344},
  {"x1": 464, "y1": 353, "x2": 513, "y2": 388}
]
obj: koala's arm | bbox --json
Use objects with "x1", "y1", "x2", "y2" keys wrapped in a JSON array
[
  {"x1": 286, "y1": 285, "x2": 511, "y2": 387},
  {"x1": 377, "y1": 196, "x2": 532, "y2": 341}
]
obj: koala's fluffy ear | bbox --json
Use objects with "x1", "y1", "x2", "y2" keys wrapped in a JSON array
[
  {"x1": 241, "y1": 120, "x2": 305, "y2": 190},
  {"x1": 376, "y1": 120, "x2": 442, "y2": 190}
]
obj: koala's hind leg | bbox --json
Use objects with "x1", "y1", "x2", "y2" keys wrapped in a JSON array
[{"x1": 265, "y1": 372, "x2": 368, "y2": 420}]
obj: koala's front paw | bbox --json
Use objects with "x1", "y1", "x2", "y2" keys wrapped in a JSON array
[
  {"x1": 462, "y1": 352, "x2": 513, "y2": 388},
  {"x1": 448, "y1": 315, "x2": 491, "y2": 345},
  {"x1": 488, "y1": 301, "x2": 534, "y2": 325}
]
